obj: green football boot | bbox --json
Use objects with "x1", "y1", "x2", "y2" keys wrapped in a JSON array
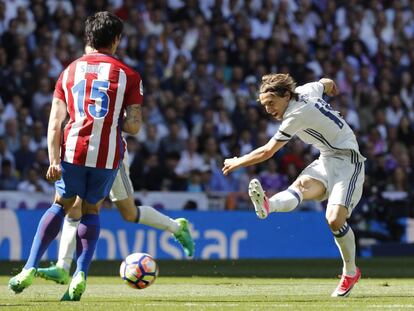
[
  {"x1": 8, "y1": 267, "x2": 36, "y2": 294},
  {"x1": 173, "y1": 218, "x2": 195, "y2": 257},
  {"x1": 61, "y1": 271, "x2": 86, "y2": 301},
  {"x1": 37, "y1": 264, "x2": 69, "y2": 285}
]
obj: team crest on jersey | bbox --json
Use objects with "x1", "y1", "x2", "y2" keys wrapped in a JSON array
[{"x1": 140, "y1": 80, "x2": 144, "y2": 95}]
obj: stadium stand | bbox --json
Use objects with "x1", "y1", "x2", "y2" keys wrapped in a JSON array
[{"x1": 0, "y1": 0, "x2": 413, "y2": 245}]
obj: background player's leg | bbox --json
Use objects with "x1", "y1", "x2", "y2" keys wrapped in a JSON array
[
  {"x1": 115, "y1": 197, "x2": 194, "y2": 257},
  {"x1": 111, "y1": 163, "x2": 195, "y2": 257},
  {"x1": 57, "y1": 217, "x2": 81, "y2": 270},
  {"x1": 56, "y1": 198, "x2": 82, "y2": 272},
  {"x1": 111, "y1": 162, "x2": 180, "y2": 232},
  {"x1": 116, "y1": 196, "x2": 178, "y2": 232}
]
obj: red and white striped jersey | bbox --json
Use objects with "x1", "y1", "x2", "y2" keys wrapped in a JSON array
[{"x1": 53, "y1": 53, "x2": 143, "y2": 169}]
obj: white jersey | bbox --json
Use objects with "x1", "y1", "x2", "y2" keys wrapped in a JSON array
[{"x1": 273, "y1": 82, "x2": 365, "y2": 163}]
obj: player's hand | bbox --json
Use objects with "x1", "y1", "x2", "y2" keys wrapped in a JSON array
[
  {"x1": 46, "y1": 164, "x2": 62, "y2": 182},
  {"x1": 222, "y1": 157, "x2": 239, "y2": 176},
  {"x1": 327, "y1": 81, "x2": 339, "y2": 96},
  {"x1": 319, "y1": 78, "x2": 339, "y2": 97}
]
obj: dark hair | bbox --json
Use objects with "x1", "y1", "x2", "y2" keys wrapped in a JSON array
[{"x1": 84, "y1": 11, "x2": 123, "y2": 50}]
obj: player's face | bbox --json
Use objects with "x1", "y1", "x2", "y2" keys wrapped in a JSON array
[{"x1": 259, "y1": 92, "x2": 290, "y2": 121}]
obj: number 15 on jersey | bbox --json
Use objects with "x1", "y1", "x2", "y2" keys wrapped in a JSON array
[{"x1": 72, "y1": 79, "x2": 110, "y2": 119}]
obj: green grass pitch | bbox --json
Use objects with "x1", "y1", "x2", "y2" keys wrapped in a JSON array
[{"x1": 1, "y1": 276, "x2": 414, "y2": 310}]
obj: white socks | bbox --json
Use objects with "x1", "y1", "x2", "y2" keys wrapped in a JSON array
[
  {"x1": 332, "y1": 222, "x2": 356, "y2": 276},
  {"x1": 56, "y1": 217, "x2": 80, "y2": 272},
  {"x1": 138, "y1": 206, "x2": 179, "y2": 233},
  {"x1": 269, "y1": 188, "x2": 303, "y2": 212}
]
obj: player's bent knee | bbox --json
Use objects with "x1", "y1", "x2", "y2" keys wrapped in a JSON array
[
  {"x1": 293, "y1": 176, "x2": 325, "y2": 200},
  {"x1": 120, "y1": 211, "x2": 136, "y2": 222},
  {"x1": 326, "y1": 204, "x2": 348, "y2": 231},
  {"x1": 114, "y1": 197, "x2": 137, "y2": 222},
  {"x1": 326, "y1": 215, "x2": 343, "y2": 231}
]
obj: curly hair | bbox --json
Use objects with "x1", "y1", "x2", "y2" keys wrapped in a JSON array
[{"x1": 259, "y1": 73, "x2": 299, "y2": 100}]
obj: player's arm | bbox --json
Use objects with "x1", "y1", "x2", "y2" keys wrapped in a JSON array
[
  {"x1": 222, "y1": 138, "x2": 288, "y2": 175},
  {"x1": 122, "y1": 104, "x2": 141, "y2": 135},
  {"x1": 46, "y1": 97, "x2": 67, "y2": 181},
  {"x1": 319, "y1": 78, "x2": 339, "y2": 97}
]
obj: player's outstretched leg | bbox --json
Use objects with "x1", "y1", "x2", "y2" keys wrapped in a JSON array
[
  {"x1": 37, "y1": 216, "x2": 80, "y2": 285},
  {"x1": 135, "y1": 205, "x2": 195, "y2": 257},
  {"x1": 8, "y1": 268, "x2": 36, "y2": 294},
  {"x1": 248, "y1": 179, "x2": 270, "y2": 219},
  {"x1": 331, "y1": 267, "x2": 361, "y2": 297},
  {"x1": 173, "y1": 218, "x2": 195, "y2": 257},
  {"x1": 37, "y1": 264, "x2": 70, "y2": 285},
  {"x1": 249, "y1": 179, "x2": 303, "y2": 218}
]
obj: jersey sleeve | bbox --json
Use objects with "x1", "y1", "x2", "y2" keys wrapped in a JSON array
[
  {"x1": 295, "y1": 82, "x2": 324, "y2": 98},
  {"x1": 53, "y1": 71, "x2": 65, "y2": 101},
  {"x1": 124, "y1": 72, "x2": 143, "y2": 107},
  {"x1": 273, "y1": 114, "x2": 304, "y2": 142}
]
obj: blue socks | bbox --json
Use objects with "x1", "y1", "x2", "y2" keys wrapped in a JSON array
[
  {"x1": 24, "y1": 205, "x2": 101, "y2": 279},
  {"x1": 74, "y1": 214, "x2": 100, "y2": 278},
  {"x1": 24, "y1": 204, "x2": 65, "y2": 269}
]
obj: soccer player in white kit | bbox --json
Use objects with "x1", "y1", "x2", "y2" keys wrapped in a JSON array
[{"x1": 222, "y1": 73, "x2": 365, "y2": 297}]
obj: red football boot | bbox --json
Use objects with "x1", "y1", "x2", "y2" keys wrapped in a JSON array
[{"x1": 331, "y1": 267, "x2": 361, "y2": 297}]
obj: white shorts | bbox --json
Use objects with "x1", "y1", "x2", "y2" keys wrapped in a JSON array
[
  {"x1": 109, "y1": 160, "x2": 134, "y2": 202},
  {"x1": 299, "y1": 156, "x2": 365, "y2": 217}
]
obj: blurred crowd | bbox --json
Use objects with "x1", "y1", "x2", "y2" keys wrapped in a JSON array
[{"x1": 0, "y1": 0, "x2": 414, "y2": 216}]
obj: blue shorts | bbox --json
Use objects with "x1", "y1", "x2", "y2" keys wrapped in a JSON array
[{"x1": 55, "y1": 161, "x2": 118, "y2": 204}]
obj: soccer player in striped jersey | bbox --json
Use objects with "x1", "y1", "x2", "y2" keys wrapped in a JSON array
[
  {"x1": 8, "y1": 11, "x2": 143, "y2": 301},
  {"x1": 32, "y1": 40, "x2": 194, "y2": 286},
  {"x1": 35, "y1": 150, "x2": 195, "y2": 286},
  {"x1": 222, "y1": 74, "x2": 365, "y2": 297}
]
